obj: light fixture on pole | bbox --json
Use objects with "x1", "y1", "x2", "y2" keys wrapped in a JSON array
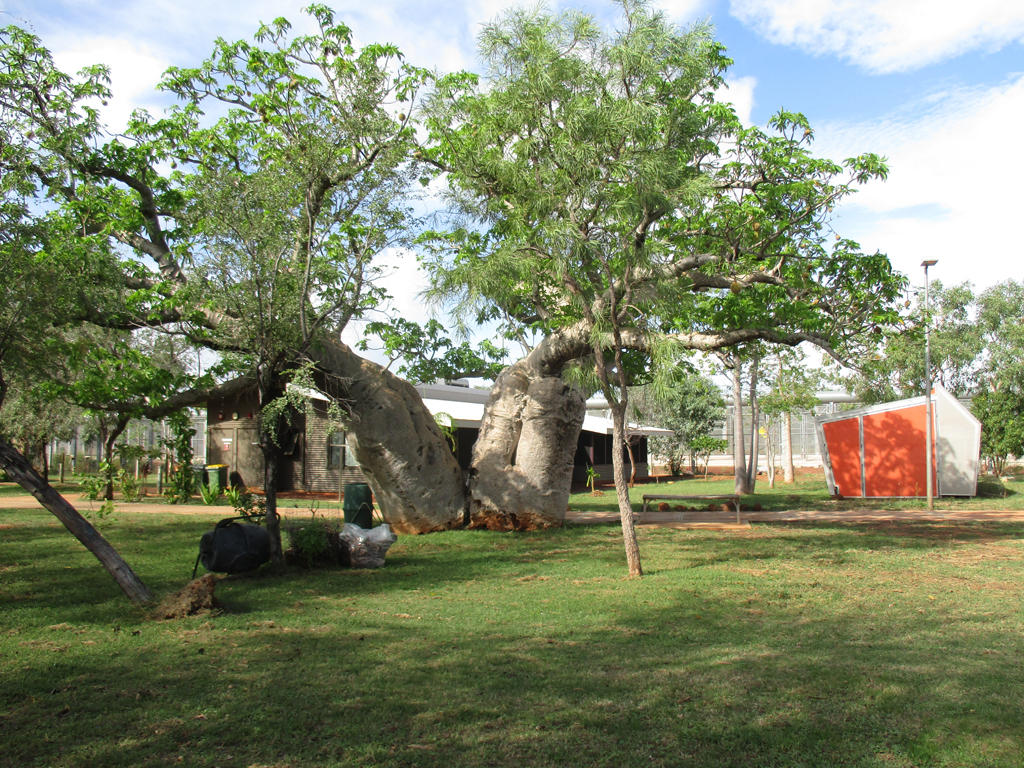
[{"x1": 921, "y1": 259, "x2": 938, "y2": 510}]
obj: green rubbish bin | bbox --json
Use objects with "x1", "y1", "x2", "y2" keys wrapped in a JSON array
[
  {"x1": 207, "y1": 464, "x2": 229, "y2": 495},
  {"x1": 343, "y1": 482, "x2": 374, "y2": 529},
  {"x1": 191, "y1": 465, "x2": 208, "y2": 492}
]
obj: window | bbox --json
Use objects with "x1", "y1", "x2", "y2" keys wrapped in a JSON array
[
  {"x1": 328, "y1": 432, "x2": 344, "y2": 469},
  {"x1": 328, "y1": 431, "x2": 359, "y2": 468}
]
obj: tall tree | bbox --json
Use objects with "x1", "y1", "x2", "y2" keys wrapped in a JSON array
[
  {"x1": 421, "y1": 1, "x2": 903, "y2": 571},
  {"x1": 850, "y1": 280, "x2": 982, "y2": 403},
  {"x1": 632, "y1": 369, "x2": 724, "y2": 477},
  {"x1": 0, "y1": 10, "x2": 471, "y2": 555}
]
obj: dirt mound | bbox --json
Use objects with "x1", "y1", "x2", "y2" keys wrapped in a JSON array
[{"x1": 155, "y1": 574, "x2": 222, "y2": 619}]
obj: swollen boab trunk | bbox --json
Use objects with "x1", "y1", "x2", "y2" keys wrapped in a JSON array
[
  {"x1": 310, "y1": 333, "x2": 590, "y2": 534},
  {"x1": 468, "y1": 364, "x2": 585, "y2": 531},
  {"x1": 310, "y1": 337, "x2": 468, "y2": 534}
]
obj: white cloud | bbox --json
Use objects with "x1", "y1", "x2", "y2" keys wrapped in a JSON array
[
  {"x1": 719, "y1": 75, "x2": 757, "y2": 125},
  {"x1": 730, "y1": 0, "x2": 1024, "y2": 73},
  {"x1": 812, "y1": 74, "x2": 1024, "y2": 289},
  {"x1": 651, "y1": 0, "x2": 709, "y2": 21},
  {"x1": 51, "y1": 37, "x2": 169, "y2": 133}
]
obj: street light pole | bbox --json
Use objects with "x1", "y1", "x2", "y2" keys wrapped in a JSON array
[{"x1": 922, "y1": 259, "x2": 938, "y2": 510}]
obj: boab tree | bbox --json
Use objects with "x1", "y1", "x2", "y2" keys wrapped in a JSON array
[
  {"x1": 0, "y1": 8, "x2": 472, "y2": 566},
  {"x1": 419, "y1": 0, "x2": 903, "y2": 572}
]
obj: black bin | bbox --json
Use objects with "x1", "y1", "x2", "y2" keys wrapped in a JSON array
[{"x1": 199, "y1": 519, "x2": 271, "y2": 574}]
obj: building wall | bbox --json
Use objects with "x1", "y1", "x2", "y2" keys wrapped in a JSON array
[
  {"x1": 572, "y1": 432, "x2": 649, "y2": 483},
  {"x1": 301, "y1": 405, "x2": 366, "y2": 493},
  {"x1": 207, "y1": 393, "x2": 264, "y2": 490}
]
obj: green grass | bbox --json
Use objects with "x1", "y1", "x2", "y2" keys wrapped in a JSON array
[
  {"x1": 2, "y1": 505, "x2": 1024, "y2": 767},
  {"x1": 569, "y1": 471, "x2": 1024, "y2": 513},
  {"x1": 0, "y1": 481, "x2": 343, "y2": 510},
  {"x1": 0, "y1": 482, "x2": 83, "y2": 498}
]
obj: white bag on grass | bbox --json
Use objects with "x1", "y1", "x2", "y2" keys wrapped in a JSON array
[{"x1": 340, "y1": 523, "x2": 397, "y2": 568}]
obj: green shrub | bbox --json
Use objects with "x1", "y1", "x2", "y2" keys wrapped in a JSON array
[
  {"x1": 283, "y1": 517, "x2": 347, "y2": 567},
  {"x1": 78, "y1": 474, "x2": 105, "y2": 501},
  {"x1": 117, "y1": 469, "x2": 141, "y2": 502},
  {"x1": 286, "y1": 521, "x2": 329, "y2": 566},
  {"x1": 199, "y1": 482, "x2": 220, "y2": 506},
  {"x1": 225, "y1": 486, "x2": 265, "y2": 522}
]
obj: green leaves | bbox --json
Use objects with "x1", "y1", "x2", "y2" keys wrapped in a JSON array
[
  {"x1": 972, "y1": 388, "x2": 1024, "y2": 474},
  {"x1": 358, "y1": 318, "x2": 508, "y2": 384}
]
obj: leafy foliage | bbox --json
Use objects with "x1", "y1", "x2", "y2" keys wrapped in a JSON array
[
  {"x1": 161, "y1": 413, "x2": 196, "y2": 504},
  {"x1": 633, "y1": 371, "x2": 725, "y2": 476},
  {"x1": 972, "y1": 389, "x2": 1024, "y2": 475},
  {"x1": 691, "y1": 434, "x2": 729, "y2": 480},
  {"x1": 358, "y1": 318, "x2": 508, "y2": 383},
  {"x1": 849, "y1": 281, "x2": 982, "y2": 403}
]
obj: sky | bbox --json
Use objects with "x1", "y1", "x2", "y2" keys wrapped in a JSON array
[{"x1": 3, "y1": 0, "x2": 1023, "y2": 352}]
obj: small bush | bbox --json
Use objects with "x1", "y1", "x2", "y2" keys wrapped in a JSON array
[
  {"x1": 199, "y1": 482, "x2": 220, "y2": 506},
  {"x1": 78, "y1": 474, "x2": 105, "y2": 501},
  {"x1": 226, "y1": 486, "x2": 265, "y2": 522},
  {"x1": 283, "y1": 518, "x2": 348, "y2": 567},
  {"x1": 118, "y1": 469, "x2": 141, "y2": 502}
]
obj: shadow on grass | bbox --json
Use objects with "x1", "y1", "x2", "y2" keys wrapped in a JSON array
[
  {"x1": 3, "y1": 575, "x2": 1022, "y2": 766},
  {"x1": 3, "y1": 509, "x2": 1024, "y2": 766}
]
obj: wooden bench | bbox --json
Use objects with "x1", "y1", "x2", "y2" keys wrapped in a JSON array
[{"x1": 640, "y1": 494, "x2": 742, "y2": 524}]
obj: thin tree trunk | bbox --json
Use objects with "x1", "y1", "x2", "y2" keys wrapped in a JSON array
[
  {"x1": 610, "y1": 402, "x2": 642, "y2": 576},
  {"x1": 731, "y1": 355, "x2": 751, "y2": 494},
  {"x1": 37, "y1": 441, "x2": 49, "y2": 482},
  {"x1": 0, "y1": 435, "x2": 154, "y2": 605},
  {"x1": 626, "y1": 438, "x2": 637, "y2": 487},
  {"x1": 103, "y1": 416, "x2": 130, "y2": 501},
  {"x1": 782, "y1": 411, "x2": 795, "y2": 483},
  {"x1": 262, "y1": 440, "x2": 284, "y2": 571},
  {"x1": 746, "y1": 355, "x2": 760, "y2": 494}
]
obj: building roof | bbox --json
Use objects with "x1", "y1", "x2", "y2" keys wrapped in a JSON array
[{"x1": 295, "y1": 380, "x2": 671, "y2": 436}]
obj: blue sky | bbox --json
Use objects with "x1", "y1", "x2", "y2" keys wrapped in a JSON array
[{"x1": 3, "y1": 0, "x2": 1022, "y2": 339}]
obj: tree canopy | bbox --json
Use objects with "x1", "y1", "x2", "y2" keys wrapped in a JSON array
[
  {"x1": 417, "y1": 0, "x2": 904, "y2": 569},
  {"x1": 2, "y1": 1, "x2": 921, "y2": 590}
]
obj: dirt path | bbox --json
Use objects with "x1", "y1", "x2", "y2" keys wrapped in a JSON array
[
  {"x1": 0, "y1": 492, "x2": 339, "y2": 517},
  {"x1": 5, "y1": 490, "x2": 1024, "y2": 527},
  {"x1": 566, "y1": 507, "x2": 1024, "y2": 528}
]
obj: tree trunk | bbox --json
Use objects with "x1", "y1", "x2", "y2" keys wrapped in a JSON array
[
  {"x1": 782, "y1": 411, "x2": 795, "y2": 483},
  {"x1": 626, "y1": 439, "x2": 637, "y2": 487},
  {"x1": 103, "y1": 416, "x2": 129, "y2": 501},
  {"x1": 469, "y1": 365, "x2": 585, "y2": 530},
  {"x1": 36, "y1": 440, "x2": 49, "y2": 482},
  {"x1": 731, "y1": 356, "x2": 751, "y2": 494},
  {"x1": 262, "y1": 439, "x2": 284, "y2": 571},
  {"x1": 310, "y1": 337, "x2": 468, "y2": 534},
  {"x1": 311, "y1": 332, "x2": 589, "y2": 534},
  {"x1": 609, "y1": 401, "x2": 642, "y2": 576},
  {"x1": 746, "y1": 355, "x2": 760, "y2": 494},
  {"x1": 0, "y1": 434, "x2": 154, "y2": 605}
]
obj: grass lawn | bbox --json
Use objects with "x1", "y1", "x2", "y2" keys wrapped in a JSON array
[
  {"x1": 2, "y1": 503, "x2": 1023, "y2": 767},
  {"x1": 0, "y1": 481, "x2": 346, "y2": 511}
]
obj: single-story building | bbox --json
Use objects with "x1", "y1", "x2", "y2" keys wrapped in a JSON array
[
  {"x1": 814, "y1": 384, "x2": 982, "y2": 498},
  {"x1": 205, "y1": 381, "x2": 671, "y2": 493}
]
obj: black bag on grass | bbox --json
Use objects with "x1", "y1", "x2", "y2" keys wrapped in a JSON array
[{"x1": 198, "y1": 518, "x2": 271, "y2": 575}]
